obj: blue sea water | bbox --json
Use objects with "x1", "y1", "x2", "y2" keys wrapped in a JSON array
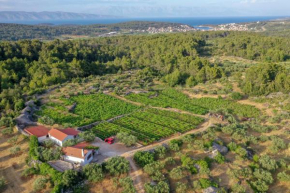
[{"x1": 0, "y1": 16, "x2": 287, "y2": 28}]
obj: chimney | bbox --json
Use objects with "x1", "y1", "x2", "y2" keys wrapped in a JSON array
[{"x1": 81, "y1": 149, "x2": 84, "y2": 157}]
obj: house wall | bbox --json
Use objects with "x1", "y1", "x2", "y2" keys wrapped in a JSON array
[
  {"x1": 38, "y1": 136, "x2": 48, "y2": 143},
  {"x1": 63, "y1": 150, "x2": 93, "y2": 166},
  {"x1": 49, "y1": 135, "x2": 63, "y2": 146}
]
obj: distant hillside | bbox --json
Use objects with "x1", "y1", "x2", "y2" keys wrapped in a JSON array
[
  {"x1": 0, "y1": 11, "x2": 114, "y2": 21},
  {"x1": 0, "y1": 21, "x2": 192, "y2": 41}
]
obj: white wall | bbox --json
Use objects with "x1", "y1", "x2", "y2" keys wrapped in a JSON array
[
  {"x1": 63, "y1": 150, "x2": 93, "y2": 166},
  {"x1": 38, "y1": 135, "x2": 48, "y2": 143},
  {"x1": 49, "y1": 135, "x2": 63, "y2": 146}
]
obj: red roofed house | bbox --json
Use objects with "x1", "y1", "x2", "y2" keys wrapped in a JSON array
[
  {"x1": 62, "y1": 142, "x2": 97, "y2": 166},
  {"x1": 48, "y1": 128, "x2": 79, "y2": 146},
  {"x1": 24, "y1": 126, "x2": 50, "y2": 142}
]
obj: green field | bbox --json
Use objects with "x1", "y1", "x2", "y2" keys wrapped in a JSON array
[
  {"x1": 92, "y1": 108, "x2": 204, "y2": 144},
  {"x1": 125, "y1": 88, "x2": 260, "y2": 118},
  {"x1": 37, "y1": 93, "x2": 140, "y2": 126}
]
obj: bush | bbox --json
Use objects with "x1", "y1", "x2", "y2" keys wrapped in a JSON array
[
  {"x1": 154, "y1": 145, "x2": 167, "y2": 159},
  {"x1": 230, "y1": 92, "x2": 243, "y2": 100},
  {"x1": 62, "y1": 138, "x2": 80, "y2": 147},
  {"x1": 42, "y1": 139, "x2": 54, "y2": 148},
  {"x1": 21, "y1": 167, "x2": 38, "y2": 177},
  {"x1": 250, "y1": 179, "x2": 269, "y2": 192},
  {"x1": 116, "y1": 132, "x2": 137, "y2": 147},
  {"x1": 0, "y1": 117, "x2": 14, "y2": 127},
  {"x1": 144, "y1": 181, "x2": 170, "y2": 193},
  {"x1": 176, "y1": 182, "x2": 188, "y2": 193},
  {"x1": 83, "y1": 163, "x2": 104, "y2": 182},
  {"x1": 62, "y1": 170, "x2": 82, "y2": 188},
  {"x1": 277, "y1": 171, "x2": 290, "y2": 182},
  {"x1": 199, "y1": 178, "x2": 218, "y2": 189},
  {"x1": 105, "y1": 156, "x2": 130, "y2": 176},
  {"x1": 214, "y1": 152, "x2": 225, "y2": 164},
  {"x1": 33, "y1": 177, "x2": 48, "y2": 191},
  {"x1": 1, "y1": 127, "x2": 13, "y2": 136},
  {"x1": 134, "y1": 151, "x2": 155, "y2": 167},
  {"x1": 39, "y1": 116, "x2": 55, "y2": 125},
  {"x1": 0, "y1": 176, "x2": 6, "y2": 190},
  {"x1": 10, "y1": 146, "x2": 21, "y2": 155},
  {"x1": 79, "y1": 131, "x2": 95, "y2": 142},
  {"x1": 169, "y1": 167, "x2": 185, "y2": 180},
  {"x1": 231, "y1": 184, "x2": 246, "y2": 193},
  {"x1": 253, "y1": 169, "x2": 273, "y2": 184},
  {"x1": 118, "y1": 177, "x2": 136, "y2": 193},
  {"x1": 259, "y1": 155, "x2": 278, "y2": 171},
  {"x1": 169, "y1": 139, "x2": 183, "y2": 151},
  {"x1": 29, "y1": 136, "x2": 39, "y2": 160},
  {"x1": 7, "y1": 135, "x2": 18, "y2": 144}
]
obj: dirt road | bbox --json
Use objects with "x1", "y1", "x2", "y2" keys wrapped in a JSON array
[{"x1": 122, "y1": 118, "x2": 213, "y2": 193}]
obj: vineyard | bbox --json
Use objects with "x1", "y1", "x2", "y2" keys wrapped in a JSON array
[
  {"x1": 36, "y1": 93, "x2": 140, "y2": 126},
  {"x1": 92, "y1": 108, "x2": 204, "y2": 144},
  {"x1": 125, "y1": 88, "x2": 260, "y2": 118}
]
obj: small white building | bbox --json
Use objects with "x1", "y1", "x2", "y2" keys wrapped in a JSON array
[
  {"x1": 48, "y1": 128, "x2": 79, "y2": 146},
  {"x1": 24, "y1": 126, "x2": 50, "y2": 142},
  {"x1": 62, "y1": 142, "x2": 98, "y2": 166}
]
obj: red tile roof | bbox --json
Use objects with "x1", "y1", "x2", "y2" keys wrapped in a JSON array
[
  {"x1": 62, "y1": 128, "x2": 79, "y2": 136},
  {"x1": 48, "y1": 128, "x2": 79, "y2": 142},
  {"x1": 24, "y1": 126, "x2": 50, "y2": 137},
  {"x1": 62, "y1": 142, "x2": 92, "y2": 159}
]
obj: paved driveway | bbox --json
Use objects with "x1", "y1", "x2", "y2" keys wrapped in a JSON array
[{"x1": 91, "y1": 137, "x2": 137, "y2": 163}]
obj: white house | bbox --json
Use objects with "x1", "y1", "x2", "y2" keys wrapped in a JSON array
[
  {"x1": 62, "y1": 142, "x2": 98, "y2": 166},
  {"x1": 48, "y1": 128, "x2": 79, "y2": 146},
  {"x1": 24, "y1": 126, "x2": 50, "y2": 142}
]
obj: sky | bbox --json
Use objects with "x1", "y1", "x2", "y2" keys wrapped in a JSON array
[{"x1": 0, "y1": 0, "x2": 289, "y2": 17}]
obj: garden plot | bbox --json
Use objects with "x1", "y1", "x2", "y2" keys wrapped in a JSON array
[
  {"x1": 36, "y1": 93, "x2": 140, "y2": 127},
  {"x1": 92, "y1": 108, "x2": 204, "y2": 144}
]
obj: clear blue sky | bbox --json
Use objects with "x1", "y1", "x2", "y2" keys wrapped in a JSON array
[{"x1": 0, "y1": 0, "x2": 289, "y2": 17}]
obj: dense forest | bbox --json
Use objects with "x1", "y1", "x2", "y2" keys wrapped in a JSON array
[
  {"x1": 0, "y1": 21, "x2": 184, "y2": 41},
  {"x1": 1, "y1": 31, "x2": 290, "y2": 117}
]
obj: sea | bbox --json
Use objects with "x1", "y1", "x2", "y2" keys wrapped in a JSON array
[{"x1": 0, "y1": 16, "x2": 287, "y2": 30}]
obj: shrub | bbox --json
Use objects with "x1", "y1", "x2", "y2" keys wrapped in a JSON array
[
  {"x1": 176, "y1": 182, "x2": 188, "y2": 193},
  {"x1": 42, "y1": 139, "x2": 54, "y2": 148},
  {"x1": 253, "y1": 169, "x2": 273, "y2": 184},
  {"x1": 29, "y1": 136, "x2": 39, "y2": 160},
  {"x1": 214, "y1": 152, "x2": 225, "y2": 164},
  {"x1": 62, "y1": 138, "x2": 80, "y2": 147},
  {"x1": 10, "y1": 146, "x2": 21, "y2": 155},
  {"x1": 0, "y1": 117, "x2": 14, "y2": 127},
  {"x1": 83, "y1": 163, "x2": 104, "y2": 182},
  {"x1": 118, "y1": 177, "x2": 136, "y2": 193},
  {"x1": 230, "y1": 92, "x2": 243, "y2": 100},
  {"x1": 79, "y1": 131, "x2": 95, "y2": 142},
  {"x1": 33, "y1": 177, "x2": 48, "y2": 191},
  {"x1": 277, "y1": 171, "x2": 290, "y2": 182},
  {"x1": 144, "y1": 161, "x2": 165, "y2": 176},
  {"x1": 105, "y1": 156, "x2": 130, "y2": 176},
  {"x1": 169, "y1": 167, "x2": 185, "y2": 180},
  {"x1": 169, "y1": 139, "x2": 183, "y2": 151},
  {"x1": 250, "y1": 179, "x2": 269, "y2": 192},
  {"x1": 134, "y1": 151, "x2": 155, "y2": 167},
  {"x1": 7, "y1": 135, "x2": 18, "y2": 144},
  {"x1": 116, "y1": 132, "x2": 137, "y2": 147},
  {"x1": 39, "y1": 116, "x2": 55, "y2": 125},
  {"x1": 199, "y1": 178, "x2": 218, "y2": 189},
  {"x1": 144, "y1": 181, "x2": 170, "y2": 193},
  {"x1": 231, "y1": 184, "x2": 246, "y2": 193},
  {"x1": 259, "y1": 155, "x2": 278, "y2": 171},
  {"x1": 21, "y1": 167, "x2": 38, "y2": 177},
  {"x1": 1, "y1": 127, "x2": 13, "y2": 136},
  {"x1": 0, "y1": 176, "x2": 6, "y2": 189},
  {"x1": 154, "y1": 145, "x2": 167, "y2": 159},
  {"x1": 62, "y1": 170, "x2": 83, "y2": 188}
]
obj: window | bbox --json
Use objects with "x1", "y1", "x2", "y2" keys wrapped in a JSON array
[{"x1": 87, "y1": 153, "x2": 92, "y2": 160}]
